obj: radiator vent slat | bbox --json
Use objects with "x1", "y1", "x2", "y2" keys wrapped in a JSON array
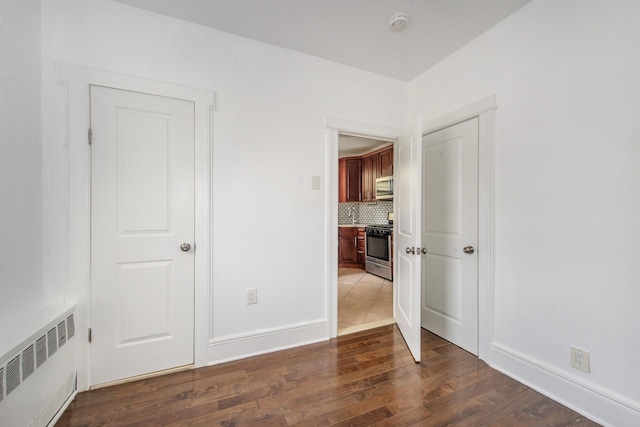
[
  {"x1": 6, "y1": 355, "x2": 21, "y2": 395},
  {"x1": 66, "y1": 314, "x2": 75, "y2": 339},
  {"x1": 0, "y1": 366, "x2": 4, "y2": 402},
  {"x1": 1, "y1": 309, "x2": 76, "y2": 408},
  {"x1": 58, "y1": 321, "x2": 67, "y2": 347},
  {"x1": 36, "y1": 335, "x2": 47, "y2": 368},
  {"x1": 22, "y1": 345, "x2": 35, "y2": 380},
  {"x1": 47, "y1": 328, "x2": 58, "y2": 357}
]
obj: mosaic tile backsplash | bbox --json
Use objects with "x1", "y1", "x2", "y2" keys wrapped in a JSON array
[{"x1": 338, "y1": 201, "x2": 393, "y2": 225}]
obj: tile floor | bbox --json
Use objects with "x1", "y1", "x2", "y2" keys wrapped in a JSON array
[{"x1": 338, "y1": 267, "x2": 394, "y2": 335}]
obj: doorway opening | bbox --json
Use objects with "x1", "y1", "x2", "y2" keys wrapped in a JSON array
[{"x1": 337, "y1": 134, "x2": 395, "y2": 335}]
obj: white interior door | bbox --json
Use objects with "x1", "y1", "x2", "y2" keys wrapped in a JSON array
[
  {"x1": 90, "y1": 85, "x2": 195, "y2": 386},
  {"x1": 394, "y1": 118, "x2": 423, "y2": 362},
  {"x1": 421, "y1": 118, "x2": 479, "y2": 355}
]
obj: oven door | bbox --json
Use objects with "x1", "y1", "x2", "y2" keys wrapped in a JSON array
[{"x1": 365, "y1": 232, "x2": 391, "y2": 267}]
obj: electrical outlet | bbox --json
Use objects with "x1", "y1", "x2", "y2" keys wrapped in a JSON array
[
  {"x1": 570, "y1": 346, "x2": 590, "y2": 373},
  {"x1": 247, "y1": 288, "x2": 257, "y2": 305}
]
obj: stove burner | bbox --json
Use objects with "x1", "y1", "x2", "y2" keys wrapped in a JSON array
[{"x1": 365, "y1": 224, "x2": 393, "y2": 236}]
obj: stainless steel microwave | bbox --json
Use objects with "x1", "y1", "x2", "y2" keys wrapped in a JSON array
[{"x1": 375, "y1": 176, "x2": 393, "y2": 200}]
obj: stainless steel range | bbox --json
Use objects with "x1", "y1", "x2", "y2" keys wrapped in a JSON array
[{"x1": 365, "y1": 224, "x2": 393, "y2": 281}]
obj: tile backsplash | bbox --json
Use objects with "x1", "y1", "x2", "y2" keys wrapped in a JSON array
[{"x1": 338, "y1": 201, "x2": 393, "y2": 225}]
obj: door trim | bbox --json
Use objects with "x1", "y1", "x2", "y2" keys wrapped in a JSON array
[
  {"x1": 324, "y1": 95, "x2": 496, "y2": 359},
  {"x1": 57, "y1": 62, "x2": 216, "y2": 391},
  {"x1": 421, "y1": 94, "x2": 497, "y2": 361},
  {"x1": 325, "y1": 116, "x2": 403, "y2": 337}
]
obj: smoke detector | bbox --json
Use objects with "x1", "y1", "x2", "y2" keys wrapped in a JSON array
[{"x1": 389, "y1": 12, "x2": 409, "y2": 33}]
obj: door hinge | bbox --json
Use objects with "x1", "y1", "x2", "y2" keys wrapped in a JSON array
[
  {"x1": 88, "y1": 327, "x2": 92, "y2": 343},
  {"x1": 88, "y1": 128, "x2": 93, "y2": 145}
]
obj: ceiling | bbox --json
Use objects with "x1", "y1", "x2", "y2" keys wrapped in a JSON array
[
  {"x1": 338, "y1": 136, "x2": 392, "y2": 159},
  {"x1": 115, "y1": 0, "x2": 532, "y2": 82}
]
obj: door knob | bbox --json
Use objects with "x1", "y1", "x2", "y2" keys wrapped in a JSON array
[
  {"x1": 406, "y1": 247, "x2": 415, "y2": 254},
  {"x1": 417, "y1": 247, "x2": 427, "y2": 255},
  {"x1": 463, "y1": 246, "x2": 475, "y2": 254},
  {"x1": 180, "y1": 242, "x2": 191, "y2": 252}
]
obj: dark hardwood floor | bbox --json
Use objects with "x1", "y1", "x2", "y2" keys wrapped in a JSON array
[{"x1": 57, "y1": 325, "x2": 599, "y2": 426}]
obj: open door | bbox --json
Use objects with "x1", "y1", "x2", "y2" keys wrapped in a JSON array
[{"x1": 394, "y1": 117, "x2": 423, "y2": 362}]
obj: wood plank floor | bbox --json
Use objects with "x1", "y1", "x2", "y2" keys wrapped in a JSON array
[{"x1": 56, "y1": 326, "x2": 600, "y2": 426}]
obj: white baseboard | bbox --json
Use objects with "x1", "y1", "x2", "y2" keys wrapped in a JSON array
[
  {"x1": 48, "y1": 389, "x2": 77, "y2": 427},
  {"x1": 206, "y1": 320, "x2": 329, "y2": 365},
  {"x1": 489, "y1": 342, "x2": 640, "y2": 427}
]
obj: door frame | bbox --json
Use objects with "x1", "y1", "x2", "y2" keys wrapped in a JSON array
[
  {"x1": 325, "y1": 117, "x2": 403, "y2": 338},
  {"x1": 57, "y1": 63, "x2": 217, "y2": 391},
  {"x1": 421, "y1": 94, "x2": 497, "y2": 360},
  {"x1": 325, "y1": 93, "x2": 496, "y2": 360}
]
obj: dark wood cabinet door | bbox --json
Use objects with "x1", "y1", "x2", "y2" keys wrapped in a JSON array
[
  {"x1": 346, "y1": 159, "x2": 361, "y2": 202},
  {"x1": 338, "y1": 227, "x2": 359, "y2": 266},
  {"x1": 339, "y1": 159, "x2": 347, "y2": 203},
  {"x1": 378, "y1": 147, "x2": 393, "y2": 177},
  {"x1": 361, "y1": 155, "x2": 374, "y2": 202},
  {"x1": 339, "y1": 158, "x2": 361, "y2": 203},
  {"x1": 357, "y1": 227, "x2": 366, "y2": 268}
]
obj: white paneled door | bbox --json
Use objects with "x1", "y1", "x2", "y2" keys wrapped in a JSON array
[
  {"x1": 394, "y1": 118, "x2": 423, "y2": 362},
  {"x1": 421, "y1": 118, "x2": 479, "y2": 355},
  {"x1": 90, "y1": 86, "x2": 195, "y2": 386}
]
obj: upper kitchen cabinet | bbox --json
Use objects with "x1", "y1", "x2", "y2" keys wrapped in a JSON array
[
  {"x1": 361, "y1": 147, "x2": 393, "y2": 202},
  {"x1": 361, "y1": 154, "x2": 377, "y2": 202},
  {"x1": 339, "y1": 158, "x2": 361, "y2": 203},
  {"x1": 378, "y1": 147, "x2": 393, "y2": 177},
  {"x1": 339, "y1": 146, "x2": 393, "y2": 203}
]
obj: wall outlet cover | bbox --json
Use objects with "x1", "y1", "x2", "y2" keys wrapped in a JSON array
[{"x1": 570, "y1": 346, "x2": 590, "y2": 373}]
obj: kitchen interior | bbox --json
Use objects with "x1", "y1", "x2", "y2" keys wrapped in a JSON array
[{"x1": 338, "y1": 134, "x2": 395, "y2": 335}]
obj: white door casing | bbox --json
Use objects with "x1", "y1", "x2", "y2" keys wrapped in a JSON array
[
  {"x1": 421, "y1": 118, "x2": 479, "y2": 355},
  {"x1": 90, "y1": 85, "x2": 195, "y2": 386},
  {"x1": 394, "y1": 117, "x2": 423, "y2": 362}
]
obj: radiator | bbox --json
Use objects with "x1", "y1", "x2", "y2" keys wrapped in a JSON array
[{"x1": 0, "y1": 304, "x2": 77, "y2": 427}]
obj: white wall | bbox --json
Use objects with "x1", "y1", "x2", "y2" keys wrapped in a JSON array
[
  {"x1": 41, "y1": 0, "x2": 407, "y2": 385},
  {"x1": 0, "y1": 2, "x2": 78, "y2": 425},
  {"x1": 0, "y1": 0, "x2": 44, "y2": 327},
  {"x1": 38, "y1": 0, "x2": 640, "y2": 423},
  {"x1": 409, "y1": 0, "x2": 640, "y2": 424}
]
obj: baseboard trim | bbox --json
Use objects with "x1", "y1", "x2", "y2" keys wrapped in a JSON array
[
  {"x1": 489, "y1": 342, "x2": 640, "y2": 427},
  {"x1": 206, "y1": 320, "x2": 329, "y2": 365},
  {"x1": 90, "y1": 364, "x2": 194, "y2": 390},
  {"x1": 47, "y1": 390, "x2": 77, "y2": 427}
]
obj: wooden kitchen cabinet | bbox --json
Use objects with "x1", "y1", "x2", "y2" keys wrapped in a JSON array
[
  {"x1": 361, "y1": 147, "x2": 393, "y2": 202},
  {"x1": 378, "y1": 147, "x2": 393, "y2": 177},
  {"x1": 357, "y1": 227, "x2": 366, "y2": 269},
  {"x1": 338, "y1": 227, "x2": 360, "y2": 268},
  {"x1": 338, "y1": 158, "x2": 361, "y2": 203},
  {"x1": 361, "y1": 154, "x2": 376, "y2": 202},
  {"x1": 339, "y1": 146, "x2": 393, "y2": 204}
]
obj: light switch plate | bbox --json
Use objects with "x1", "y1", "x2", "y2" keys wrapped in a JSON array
[
  {"x1": 247, "y1": 288, "x2": 257, "y2": 305},
  {"x1": 312, "y1": 176, "x2": 320, "y2": 190}
]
